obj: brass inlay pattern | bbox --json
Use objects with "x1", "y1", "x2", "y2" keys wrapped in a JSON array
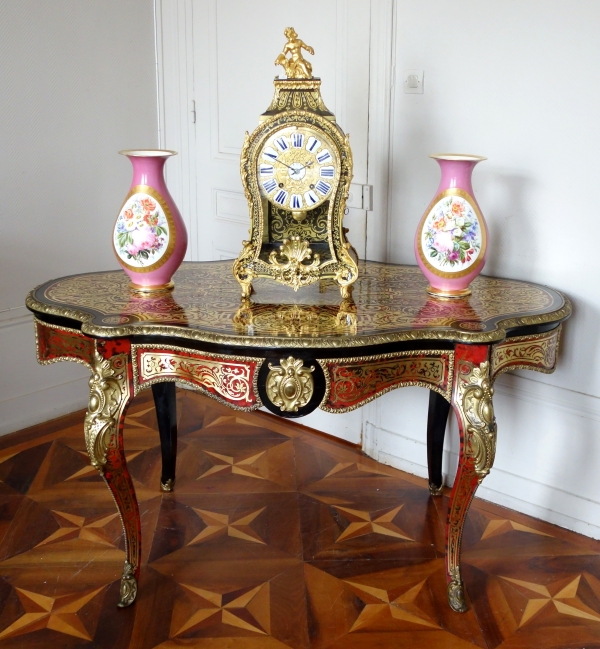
[
  {"x1": 266, "y1": 356, "x2": 314, "y2": 412},
  {"x1": 270, "y1": 203, "x2": 328, "y2": 242},
  {"x1": 84, "y1": 350, "x2": 130, "y2": 470},
  {"x1": 491, "y1": 327, "x2": 561, "y2": 380},
  {"x1": 34, "y1": 318, "x2": 93, "y2": 370},
  {"x1": 263, "y1": 78, "x2": 334, "y2": 120},
  {"x1": 318, "y1": 350, "x2": 454, "y2": 413},
  {"x1": 27, "y1": 262, "x2": 571, "y2": 347},
  {"x1": 131, "y1": 344, "x2": 263, "y2": 411}
]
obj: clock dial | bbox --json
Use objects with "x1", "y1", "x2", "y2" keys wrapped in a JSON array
[{"x1": 257, "y1": 126, "x2": 340, "y2": 209}]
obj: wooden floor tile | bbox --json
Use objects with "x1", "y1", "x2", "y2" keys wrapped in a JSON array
[{"x1": 1, "y1": 388, "x2": 600, "y2": 648}]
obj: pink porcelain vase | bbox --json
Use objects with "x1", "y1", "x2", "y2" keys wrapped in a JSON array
[
  {"x1": 113, "y1": 149, "x2": 187, "y2": 293},
  {"x1": 414, "y1": 154, "x2": 487, "y2": 298}
]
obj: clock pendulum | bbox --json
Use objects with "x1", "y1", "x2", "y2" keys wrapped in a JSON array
[{"x1": 233, "y1": 27, "x2": 358, "y2": 298}]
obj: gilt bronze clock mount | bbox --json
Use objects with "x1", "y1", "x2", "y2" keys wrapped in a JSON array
[{"x1": 233, "y1": 28, "x2": 358, "y2": 299}]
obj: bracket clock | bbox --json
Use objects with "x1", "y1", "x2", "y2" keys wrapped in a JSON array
[{"x1": 233, "y1": 27, "x2": 358, "y2": 298}]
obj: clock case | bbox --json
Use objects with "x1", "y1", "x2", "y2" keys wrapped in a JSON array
[{"x1": 233, "y1": 78, "x2": 359, "y2": 298}]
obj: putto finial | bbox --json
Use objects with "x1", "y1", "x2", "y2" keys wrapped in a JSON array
[{"x1": 274, "y1": 27, "x2": 315, "y2": 79}]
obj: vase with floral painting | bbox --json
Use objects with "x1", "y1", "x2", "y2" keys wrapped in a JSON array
[
  {"x1": 113, "y1": 149, "x2": 187, "y2": 293},
  {"x1": 415, "y1": 154, "x2": 487, "y2": 298}
]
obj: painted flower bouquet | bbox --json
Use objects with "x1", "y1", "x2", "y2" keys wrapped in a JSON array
[
  {"x1": 423, "y1": 198, "x2": 480, "y2": 268},
  {"x1": 115, "y1": 196, "x2": 168, "y2": 265}
]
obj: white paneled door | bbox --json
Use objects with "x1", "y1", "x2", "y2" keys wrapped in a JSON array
[
  {"x1": 157, "y1": 0, "x2": 372, "y2": 262},
  {"x1": 155, "y1": 0, "x2": 393, "y2": 443}
]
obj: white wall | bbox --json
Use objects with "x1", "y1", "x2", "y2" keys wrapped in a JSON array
[
  {"x1": 11, "y1": 0, "x2": 599, "y2": 540},
  {"x1": 0, "y1": 0, "x2": 158, "y2": 434},
  {"x1": 365, "y1": 0, "x2": 600, "y2": 537}
]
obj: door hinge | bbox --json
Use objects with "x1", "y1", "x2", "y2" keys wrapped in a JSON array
[{"x1": 347, "y1": 183, "x2": 373, "y2": 211}]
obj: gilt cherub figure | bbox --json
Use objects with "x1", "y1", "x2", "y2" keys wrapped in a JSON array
[{"x1": 275, "y1": 27, "x2": 315, "y2": 79}]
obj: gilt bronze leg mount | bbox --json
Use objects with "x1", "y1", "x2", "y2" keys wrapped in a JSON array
[
  {"x1": 84, "y1": 341, "x2": 140, "y2": 608},
  {"x1": 445, "y1": 344, "x2": 497, "y2": 612}
]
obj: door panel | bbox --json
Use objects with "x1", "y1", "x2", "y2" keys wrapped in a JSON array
[
  {"x1": 158, "y1": 0, "x2": 375, "y2": 443},
  {"x1": 192, "y1": 0, "x2": 371, "y2": 260}
]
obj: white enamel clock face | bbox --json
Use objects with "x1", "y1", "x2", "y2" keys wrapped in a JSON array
[{"x1": 257, "y1": 126, "x2": 340, "y2": 210}]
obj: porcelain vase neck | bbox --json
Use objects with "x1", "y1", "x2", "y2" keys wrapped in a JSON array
[
  {"x1": 435, "y1": 158, "x2": 480, "y2": 194},
  {"x1": 127, "y1": 155, "x2": 169, "y2": 191}
]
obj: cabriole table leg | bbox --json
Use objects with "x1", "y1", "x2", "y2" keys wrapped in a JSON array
[
  {"x1": 446, "y1": 344, "x2": 497, "y2": 612},
  {"x1": 84, "y1": 341, "x2": 140, "y2": 608}
]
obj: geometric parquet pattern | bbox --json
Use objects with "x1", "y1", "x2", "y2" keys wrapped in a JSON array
[{"x1": 1, "y1": 390, "x2": 600, "y2": 648}]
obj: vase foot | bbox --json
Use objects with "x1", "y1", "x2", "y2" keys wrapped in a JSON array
[
  {"x1": 426, "y1": 285, "x2": 471, "y2": 299},
  {"x1": 129, "y1": 281, "x2": 174, "y2": 295}
]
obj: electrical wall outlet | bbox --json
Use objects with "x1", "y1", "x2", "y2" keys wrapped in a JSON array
[{"x1": 404, "y1": 69, "x2": 424, "y2": 94}]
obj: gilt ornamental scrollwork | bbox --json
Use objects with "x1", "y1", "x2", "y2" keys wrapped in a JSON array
[
  {"x1": 268, "y1": 237, "x2": 321, "y2": 291},
  {"x1": 266, "y1": 356, "x2": 314, "y2": 412},
  {"x1": 84, "y1": 350, "x2": 130, "y2": 469},
  {"x1": 117, "y1": 561, "x2": 138, "y2": 608},
  {"x1": 132, "y1": 344, "x2": 262, "y2": 411},
  {"x1": 319, "y1": 350, "x2": 454, "y2": 413},
  {"x1": 447, "y1": 567, "x2": 467, "y2": 613},
  {"x1": 455, "y1": 360, "x2": 497, "y2": 480},
  {"x1": 446, "y1": 356, "x2": 497, "y2": 613}
]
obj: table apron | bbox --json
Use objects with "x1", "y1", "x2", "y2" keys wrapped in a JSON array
[{"x1": 490, "y1": 325, "x2": 561, "y2": 381}]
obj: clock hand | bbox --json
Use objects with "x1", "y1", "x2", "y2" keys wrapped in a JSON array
[{"x1": 273, "y1": 158, "x2": 296, "y2": 171}]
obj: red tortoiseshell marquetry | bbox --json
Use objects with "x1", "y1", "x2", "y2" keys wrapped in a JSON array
[
  {"x1": 35, "y1": 319, "x2": 95, "y2": 367},
  {"x1": 321, "y1": 351, "x2": 453, "y2": 412},
  {"x1": 132, "y1": 344, "x2": 261, "y2": 410}
]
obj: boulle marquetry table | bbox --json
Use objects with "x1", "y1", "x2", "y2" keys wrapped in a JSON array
[{"x1": 25, "y1": 260, "x2": 570, "y2": 613}]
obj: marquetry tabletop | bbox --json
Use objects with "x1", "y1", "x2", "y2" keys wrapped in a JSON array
[
  {"x1": 27, "y1": 260, "x2": 570, "y2": 347},
  {"x1": 26, "y1": 261, "x2": 571, "y2": 614}
]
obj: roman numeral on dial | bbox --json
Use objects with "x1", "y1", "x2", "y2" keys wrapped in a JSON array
[
  {"x1": 291, "y1": 132, "x2": 304, "y2": 148},
  {"x1": 315, "y1": 180, "x2": 331, "y2": 195},
  {"x1": 263, "y1": 178, "x2": 278, "y2": 193},
  {"x1": 290, "y1": 194, "x2": 303, "y2": 209},
  {"x1": 320, "y1": 166, "x2": 335, "y2": 178},
  {"x1": 304, "y1": 190, "x2": 319, "y2": 206},
  {"x1": 275, "y1": 137, "x2": 289, "y2": 151},
  {"x1": 306, "y1": 136, "x2": 321, "y2": 153},
  {"x1": 262, "y1": 147, "x2": 278, "y2": 161},
  {"x1": 316, "y1": 149, "x2": 332, "y2": 164},
  {"x1": 260, "y1": 164, "x2": 274, "y2": 176},
  {"x1": 274, "y1": 189, "x2": 289, "y2": 206}
]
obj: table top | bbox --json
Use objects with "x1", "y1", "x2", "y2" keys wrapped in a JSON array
[{"x1": 26, "y1": 261, "x2": 570, "y2": 349}]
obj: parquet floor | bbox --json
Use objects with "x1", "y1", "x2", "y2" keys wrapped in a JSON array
[{"x1": 1, "y1": 391, "x2": 600, "y2": 648}]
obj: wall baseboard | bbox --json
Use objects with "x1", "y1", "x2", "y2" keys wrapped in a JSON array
[
  {"x1": 363, "y1": 374, "x2": 600, "y2": 540},
  {"x1": 0, "y1": 315, "x2": 90, "y2": 436},
  {"x1": 372, "y1": 427, "x2": 600, "y2": 540},
  {"x1": 0, "y1": 376, "x2": 89, "y2": 436}
]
